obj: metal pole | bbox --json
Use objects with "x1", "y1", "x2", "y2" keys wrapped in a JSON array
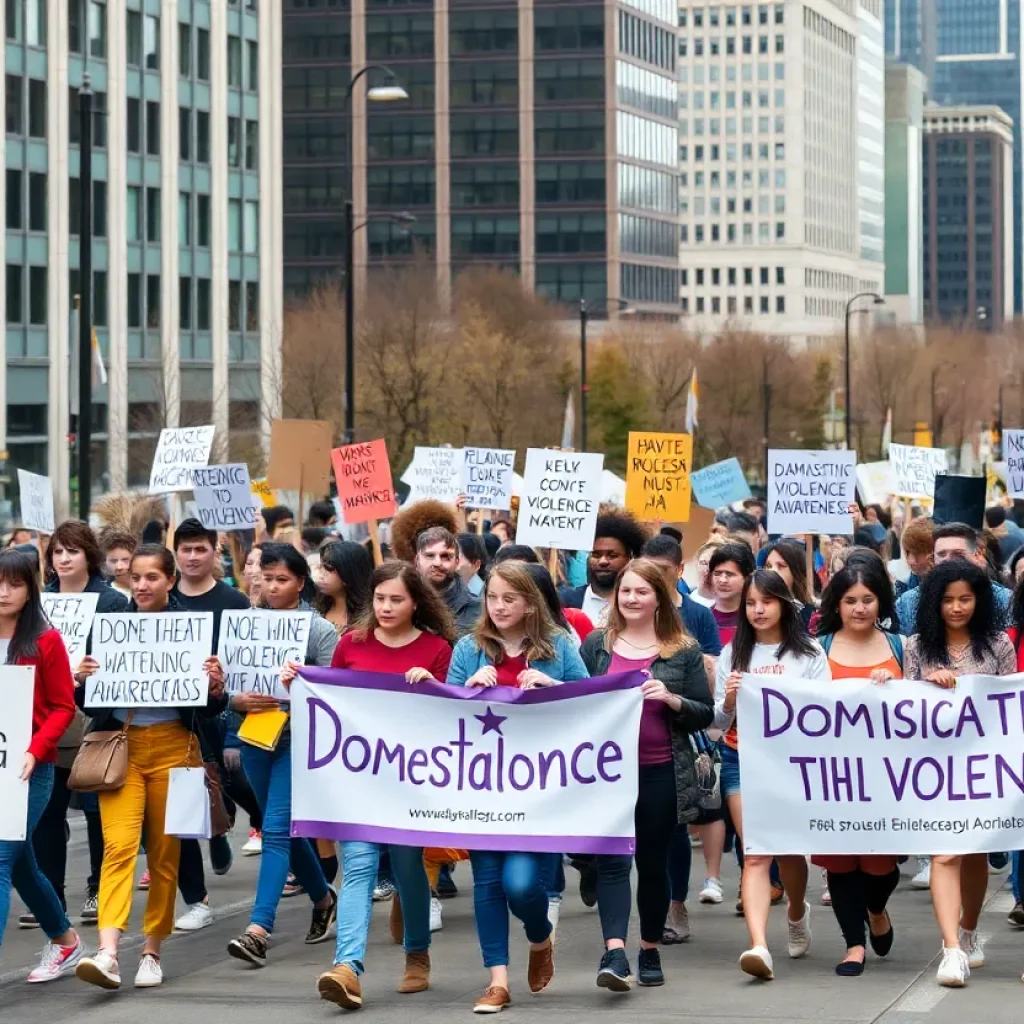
[
  {"x1": 78, "y1": 74, "x2": 93, "y2": 520},
  {"x1": 762, "y1": 351, "x2": 771, "y2": 485},
  {"x1": 344, "y1": 198, "x2": 355, "y2": 445},
  {"x1": 579, "y1": 301, "x2": 588, "y2": 451},
  {"x1": 844, "y1": 303, "x2": 852, "y2": 451}
]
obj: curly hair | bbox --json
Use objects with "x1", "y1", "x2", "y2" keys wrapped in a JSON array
[
  {"x1": 389, "y1": 499, "x2": 460, "y2": 563},
  {"x1": 594, "y1": 507, "x2": 650, "y2": 559},
  {"x1": 914, "y1": 559, "x2": 1001, "y2": 667}
]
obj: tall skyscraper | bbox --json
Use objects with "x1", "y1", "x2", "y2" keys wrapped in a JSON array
[
  {"x1": 2, "y1": 0, "x2": 282, "y2": 519},
  {"x1": 884, "y1": 0, "x2": 936, "y2": 84},
  {"x1": 282, "y1": 0, "x2": 682, "y2": 318},
  {"x1": 678, "y1": 0, "x2": 885, "y2": 342}
]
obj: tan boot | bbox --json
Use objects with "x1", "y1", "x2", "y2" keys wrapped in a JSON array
[
  {"x1": 389, "y1": 892, "x2": 404, "y2": 945},
  {"x1": 317, "y1": 964, "x2": 363, "y2": 1009},
  {"x1": 397, "y1": 951, "x2": 430, "y2": 994},
  {"x1": 528, "y1": 939, "x2": 555, "y2": 993}
]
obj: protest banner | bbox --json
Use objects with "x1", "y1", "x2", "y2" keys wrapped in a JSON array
[
  {"x1": 889, "y1": 443, "x2": 948, "y2": 499},
  {"x1": 332, "y1": 439, "x2": 397, "y2": 525},
  {"x1": 41, "y1": 592, "x2": 100, "y2": 662},
  {"x1": 192, "y1": 463, "x2": 260, "y2": 531},
  {"x1": 0, "y1": 666, "x2": 35, "y2": 840},
  {"x1": 17, "y1": 469, "x2": 55, "y2": 533},
  {"x1": 290, "y1": 668, "x2": 645, "y2": 853},
  {"x1": 462, "y1": 447, "x2": 516, "y2": 511},
  {"x1": 84, "y1": 612, "x2": 214, "y2": 708},
  {"x1": 265, "y1": 419, "x2": 334, "y2": 501},
  {"x1": 515, "y1": 449, "x2": 604, "y2": 551},
  {"x1": 401, "y1": 446, "x2": 463, "y2": 504},
  {"x1": 933, "y1": 474, "x2": 986, "y2": 529},
  {"x1": 1004, "y1": 429, "x2": 1024, "y2": 498},
  {"x1": 766, "y1": 449, "x2": 856, "y2": 536},
  {"x1": 737, "y1": 672, "x2": 1024, "y2": 855},
  {"x1": 625, "y1": 432, "x2": 693, "y2": 522},
  {"x1": 690, "y1": 457, "x2": 752, "y2": 510},
  {"x1": 148, "y1": 426, "x2": 215, "y2": 494},
  {"x1": 220, "y1": 609, "x2": 312, "y2": 700}
]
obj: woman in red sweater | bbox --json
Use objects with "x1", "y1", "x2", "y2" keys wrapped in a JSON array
[{"x1": 0, "y1": 548, "x2": 82, "y2": 980}]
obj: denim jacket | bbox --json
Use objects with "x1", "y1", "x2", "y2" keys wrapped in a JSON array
[{"x1": 446, "y1": 630, "x2": 589, "y2": 686}]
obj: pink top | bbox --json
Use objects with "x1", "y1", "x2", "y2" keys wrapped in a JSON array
[{"x1": 610, "y1": 650, "x2": 673, "y2": 767}]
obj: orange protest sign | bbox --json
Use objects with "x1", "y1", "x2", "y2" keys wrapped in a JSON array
[
  {"x1": 331, "y1": 439, "x2": 398, "y2": 524},
  {"x1": 625, "y1": 432, "x2": 693, "y2": 522}
]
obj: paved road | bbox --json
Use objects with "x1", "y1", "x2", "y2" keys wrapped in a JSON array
[{"x1": 2, "y1": 819, "x2": 1023, "y2": 1021}]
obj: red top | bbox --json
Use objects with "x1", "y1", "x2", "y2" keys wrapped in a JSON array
[
  {"x1": 19, "y1": 628, "x2": 76, "y2": 764},
  {"x1": 563, "y1": 608, "x2": 595, "y2": 643},
  {"x1": 1007, "y1": 628, "x2": 1024, "y2": 671},
  {"x1": 711, "y1": 605, "x2": 740, "y2": 646},
  {"x1": 609, "y1": 650, "x2": 672, "y2": 767},
  {"x1": 494, "y1": 652, "x2": 528, "y2": 689},
  {"x1": 331, "y1": 629, "x2": 453, "y2": 680}
]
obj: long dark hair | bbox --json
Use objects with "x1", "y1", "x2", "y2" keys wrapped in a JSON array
[
  {"x1": 763, "y1": 538, "x2": 813, "y2": 604},
  {"x1": 817, "y1": 559, "x2": 896, "y2": 636},
  {"x1": 523, "y1": 564, "x2": 571, "y2": 633},
  {"x1": 730, "y1": 569, "x2": 817, "y2": 672},
  {"x1": 314, "y1": 540, "x2": 373, "y2": 621},
  {"x1": 915, "y1": 559, "x2": 1001, "y2": 667},
  {"x1": 351, "y1": 562, "x2": 457, "y2": 646},
  {"x1": 0, "y1": 549, "x2": 50, "y2": 661}
]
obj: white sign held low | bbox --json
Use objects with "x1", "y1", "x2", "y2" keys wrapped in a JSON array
[
  {"x1": 767, "y1": 449, "x2": 856, "y2": 536},
  {"x1": 0, "y1": 666, "x2": 36, "y2": 840},
  {"x1": 148, "y1": 426, "x2": 215, "y2": 494},
  {"x1": 219, "y1": 609, "x2": 312, "y2": 700},
  {"x1": 42, "y1": 592, "x2": 100, "y2": 662},
  {"x1": 17, "y1": 470, "x2": 54, "y2": 533},
  {"x1": 192, "y1": 463, "x2": 260, "y2": 531},
  {"x1": 516, "y1": 449, "x2": 604, "y2": 551},
  {"x1": 402, "y1": 447, "x2": 463, "y2": 504}
]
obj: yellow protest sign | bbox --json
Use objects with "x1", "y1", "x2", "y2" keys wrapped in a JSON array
[
  {"x1": 251, "y1": 478, "x2": 275, "y2": 507},
  {"x1": 625, "y1": 432, "x2": 693, "y2": 522}
]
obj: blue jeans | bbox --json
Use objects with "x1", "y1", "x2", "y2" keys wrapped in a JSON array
[
  {"x1": 241, "y1": 734, "x2": 329, "y2": 932},
  {"x1": 541, "y1": 853, "x2": 564, "y2": 901},
  {"x1": 334, "y1": 842, "x2": 430, "y2": 973},
  {"x1": 1012, "y1": 851, "x2": 1022, "y2": 903},
  {"x1": 470, "y1": 850, "x2": 553, "y2": 968},
  {"x1": 0, "y1": 763, "x2": 72, "y2": 951}
]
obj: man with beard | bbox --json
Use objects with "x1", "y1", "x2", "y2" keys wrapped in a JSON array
[
  {"x1": 413, "y1": 526, "x2": 481, "y2": 637},
  {"x1": 560, "y1": 510, "x2": 649, "y2": 626}
]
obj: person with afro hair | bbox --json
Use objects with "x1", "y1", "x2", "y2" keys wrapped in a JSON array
[{"x1": 560, "y1": 506, "x2": 650, "y2": 627}]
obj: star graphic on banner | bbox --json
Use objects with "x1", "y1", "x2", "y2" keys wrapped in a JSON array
[{"x1": 475, "y1": 706, "x2": 507, "y2": 736}]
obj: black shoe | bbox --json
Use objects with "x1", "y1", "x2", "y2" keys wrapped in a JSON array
[
  {"x1": 835, "y1": 958, "x2": 865, "y2": 977},
  {"x1": 437, "y1": 864, "x2": 458, "y2": 899},
  {"x1": 227, "y1": 930, "x2": 268, "y2": 967},
  {"x1": 579, "y1": 862, "x2": 598, "y2": 908},
  {"x1": 1009, "y1": 902, "x2": 1024, "y2": 927},
  {"x1": 306, "y1": 887, "x2": 338, "y2": 944},
  {"x1": 637, "y1": 947, "x2": 664, "y2": 987},
  {"x1": 596, "y1": 948, "x2": 633, "y2": 992},
  {"x1": 210, "y1": 834, "x2": 233, "y2": 876},
  {"x1": 868, "y1": 911, "x2": 894, "y2": 957}
]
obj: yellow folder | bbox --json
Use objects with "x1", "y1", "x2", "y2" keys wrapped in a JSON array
[{"x1": 237, "y1": 710, "x2": 290, "y2": 751}]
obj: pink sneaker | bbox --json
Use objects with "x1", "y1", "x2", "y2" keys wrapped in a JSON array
[
  {"x1": 27, "y1": 936, "x2": 84, "y2": 983},
  {"x1": 138, "y1": 869, "x2": 151, "y2": 891}
]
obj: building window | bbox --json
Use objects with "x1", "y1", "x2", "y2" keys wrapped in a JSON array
[
  {"x1": 228, "y1": 281, "x2": 241, "y2": 330},
  {"x1": 178, "y1": 192, "x2": 191, "y2": 245},
  {"x1": 28, "y1": 79, "x2": 45, "y2": 137},
  {"x1": 228, "y1": 199, "x2": 241, "y2": 250},
  {"x1": 179, "y1": 107, "x2": 191, "y2": 160},
  {"x1": 5, "y1": 169, "x2": 19, "y2": 229},
  {"x1": 146, "y1": 101, "x2": 160, "y2": 155},
  {"x1": 243, "y1": 201, "x2": 258, "y2": 253},
  {"x1": 776, "y1": 295, "x2": 785, "y2": 313},
  {"x1": 197, "y1": 28, "x2": 210, "y2": 81},
  {"x1": 197, "y1": 278, "x2": 210, "y2": 330},
  {"x1": 197, "y1": 194, "x2": 210, "y2": 246},
  {"x1": 126, "y1": 10, "x2": 142, "y2": 64},
  {"x1": 6, "y1": 265, "x2": 21, "y2": 323},
  {"x1": 146, "y1": 187, "x2": 160, "y2": 242},
  {"x1": 776, "y1": 266, "x2": 785, "y2": 285},
  {"x1": 227, "y1": 116, "x2": 241, "y2": 166},
  {"x1": 247, "y1": 40, "x2": 258, "y2": 91},
  {"x1": 28, "y1": 265, "x2": 46, "y2": 325},
  {"x1": 775, "y1": 220, "x2": 784, "y2": 239},
  {"x1": 144, "y1": 14, "x2": 160, "y2": 70},
  {"x1": 127, "y1": 97, "x2": 141, "y2": 152},
  {"x1": 245, "y1": 120, "x2": 258, "y2": 170},
  {"x1": 28, "y1": 172, "x2": 45, "y2": 231},
  {"x1": 128, "y1": 273, "x2": 141, "y2": 328},
  {"x1": 88, "y1": 1, "x2": 106, "y2": 59},
  {"x1": 25, "y1": 0, "x2": 43, "y2": 45},
  {"x1": 179, "y1": 277, "x2": 192, "y2": 330},
  {"x1": 196, "y1": 110, "x2": 210, "y2": 163},
  {"x1": 127, "y1": 186, "x2": 141, "y2": 241},
  {"x1": 760, "y1": 295, "x2": 769, "y2": 313},
  {"x1": 179, "y1": 23, "x2": 191, "y2": 76},
  {"x1": 6, "y1": 74, "x2": 22, "y2": 133},
  {"x1": 227, "y1": 36, "x2": 242, "y2": 88},
  {"x1": 94, "y1": 180, "x2": 107, "y2": 237},
  {"x1": 245, "y1": 282, "x2": 259, "y2": 331},
  {"x1": 68, "y1": 0, "x2": 82, "y2": 50},
  {"x1": 93, "y1": 270, "x2": 107, "y2": 327},
  {"x1": 146, "y1": 274, "x2": 160, "y2": 328}
]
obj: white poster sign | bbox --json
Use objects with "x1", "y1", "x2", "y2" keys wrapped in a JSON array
[
  {"x1": 1003, "y1": 430, "x2": 1024, "y2": 498},
  {"x1": 516, "y1": 449, "x2": 604, "y2": 551},
  {"x1": 17, "y1": 469, "x2": 54, "y2": 533},
  {"x1": 401, "y1": 447, "x2": 463, "y2": 504},
  {"x1": 148, "y1": 425, "x2": 216, "y2": 494},
  {"x1": 41, "y1": 592, "x2": 100, "y2": 662},
  {"x1": 855, "y1": 461, "x2": 898, "y2": 506},
  {"x1": 290, "y1": 669, "x2": 645, "y2": 853},
  {"x1": 462, "y1": 447, "x2": 516, "y2": 511},
  {"x1": 0, "y1": 666, "x2": 35, "y2": 840},
  {"x1": 767, "y1": 449, "x2": 856, "y2": 536},
  {"x1": 737, "y1": 673, "x2": 1024, "y2": 855},
  {"x1": 85, "y1": 612, "x2": 214, "y2": 708},
  {"x1": 219, "y1": 609, "x2": 312, "y2": 700},
  {"x1": 192, "y1": 463, "x2": 260, "y2": 531},
  {"x1": 889, "y1": 443, "x2": 948, "y2": 499}
]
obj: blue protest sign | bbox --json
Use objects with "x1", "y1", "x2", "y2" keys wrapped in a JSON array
[{"x1": 690, "y1": 457, "x2": 752, "y2": 509}]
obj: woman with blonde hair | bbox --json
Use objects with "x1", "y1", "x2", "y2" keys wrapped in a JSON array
[{"x1": 580, "y1": 559, "x2": 714, "y2": 992}]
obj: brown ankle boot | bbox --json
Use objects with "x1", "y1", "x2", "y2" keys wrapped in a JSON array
[
  {"x1": 397, "y1": 951, "x2": 430, "y2": 994},
  {"x1": 528, "y1": 939, "x2": 555, "y2": 993}
]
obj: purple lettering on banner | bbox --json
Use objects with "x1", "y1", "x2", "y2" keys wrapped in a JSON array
[
  {"x1": 790, "y1": 756, "x2": 817, "y2": 800},
  {"x1": 373, "y1": 738, "x2": 406, "y2": 779},
  {"x1": 912, "y1": 757, "x2": 943, "y2": 801},
  {"x1": 539, "y1": 750, "x2": 567, "y2": 788},
  {"x1": 454, "y1": 718, "x2": 473, "y2": 792},
  {"x1": 884, "y1": 756, "x2": 912, "y2": 800},
  {"x1": 831, "y1": 756, "x2": 853, "y2": 801},
  {"x1": 892, "y1": 700, "x2": 916, "y2": 739},
  {"x1": 987, "y1": 690, "x2": 1016, "y2": 735},
  {"x1": 931, "y1": 700, "x2": 954, "y2": 740},
  {"x1": 955, "y1": 696, "x2": 985, "y2": 739},
  {"x1": 797, "y1": 704, "x2": 831, "y2": 738},
  {"x1": 428, "y1": 746, "x2": 452, "y2": 787},
  {"x1": 407, "y1": 748, "x2": 429, "y2": 785},
  {"x1": 571, "y1": 743, "x2": 596, "y2": 784},
  {"x1": 509, "y1": 754, "x2": 535, "y2": 791},
  {"x1": 995, "y1": 754, "x2": 1024, "y2": 798},
  {"x1": 762, "y1": 688, "x2": 794, "y2": 738},
  {"x1": 342, "y1": 734, "x2": 371, "y2": 772},
  {"x1": 469, "y1": 753, "x2": 493, "y2": 791},
  {"x1": 946, "y1": 755, "x2": 966, "y2": 802},
  {"x1": 307, "y1": 697, "x2": 342, "y2": 770},
  {"x1": 597, "y1": 741, "x2": 623, "y2": 782},
  {"x1": 966, "y1": 753, "x2": 992, "y2": 799},
  {"x1": 836, "y1": 702, "x2": 874, "y2": 738}
]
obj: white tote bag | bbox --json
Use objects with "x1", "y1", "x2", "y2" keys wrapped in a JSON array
[{"x1": 164, "y1": 767, "x2": 212, "y2": 839}]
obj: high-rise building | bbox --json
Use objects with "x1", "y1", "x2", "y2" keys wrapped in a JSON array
[
  {"x1": 678, "y1": 0, "x2": 885, "y2": 343},
  {"x1": 282, "y1": 0, "x2": 682, "y2": 317},
  {"x1": 922, "y1": 105, "x2": 1014, "y2": 329},
  {"x1": 2, "y1": 0, "x2": 282, "y2": 520},
  {"x1": 884, "y1": 0, "x2": 936, "y2": 85}
]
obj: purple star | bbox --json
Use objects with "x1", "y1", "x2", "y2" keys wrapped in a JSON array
[{"x1": 475, "y1": 706, "x2": 507, "y2": 736}]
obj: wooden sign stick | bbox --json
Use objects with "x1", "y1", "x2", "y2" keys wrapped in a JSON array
[
  {"x1": 368, "y1": 518, "x2": 384, "y2": 567},
  {"x1": 475, "y1": 509, "x2": 486, "y2": 535},
  {"x1": 804, "y1": 534, "x2": 815, "y2": 595}
]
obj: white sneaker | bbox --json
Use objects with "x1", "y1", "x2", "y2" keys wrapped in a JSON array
[
  {"x1": 134, "y1": 953, "x2": 163, "y2": 988},
  {"x1": 242, "y1": 829, "x2": 263, "y2": 856},
  {"x1": 739, "y1": 945, "x2": 774, "y2": 979},
  {"x1": 547, "y1": 898, "x2": 560, "y2": 934},
  {"x1": 936, "y1": 946, "x2": 969, "y2": 987},
  {"x1": 429, "y1": 896, "x2": 443, "y2": 932},
  {"x1": 912, "y1": 858, "x2": 931, "y2": 889},
  {"x1": 76, "y1": 949, "x2": 122, "y2": 989},
  {"x1": 698, "y1": 877, "x2": 723, "y2": 904},
  {"x1": 959, "y1": 927, "x2": 985, "y2": 969},
  {"x1": 175, "y1": 901, "x2": 214, "y2": 931},
  {"x1": 27, "y1": 937, "x2": 84, "y2": 983},
  {"x1": 820, "y1": 868, "x2": 832, "y2": 906},
  {"x1": 787, "y1": 901, "x2": 812, "y2": 958}
]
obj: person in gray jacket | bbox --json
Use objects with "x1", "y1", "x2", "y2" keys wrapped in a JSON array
[{"x1": 413, "y1": 526, "x2": 482, "y2": 637}]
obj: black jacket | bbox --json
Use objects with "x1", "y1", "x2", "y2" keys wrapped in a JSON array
[
  {"x1": 444, "y1": 574, "x2": 482, "y2": 638},
  {"x1": 559, "y1": 584, "x2": 588, "y2": 609}
]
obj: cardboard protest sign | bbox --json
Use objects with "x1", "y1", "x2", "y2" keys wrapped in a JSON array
[
  {"x1": 1003, "y1": 430, "x2": 1024, "y2": 498},
  {"x1": 690, "y1": 457, "x2": 752, "y2": 509},
  {"x1": 933, "y1": 474, "x2": 986, "y2": 529},
  {"x1": 516, "y1": 449, "x2": 603, "y2": 551},
  {"x1": 84, "y1": 612, "x2": 214, "y2": 708},
  {"x1": 767, "y1": 449, "x2": 856, "y2": 536},
  {"x1": 332, "y1": 439, "x2": 397, "y2": 524},
  {"x1": 681, "y1": 506, "x2": 719, "y2": 562},
  {"x1": 265, "y1": 419, "x2": 334, "y2": 494},
  {"x1": 625, "y1": 433, "x2": 693, "y2": 521},
  {"x1": 0, "y1": 667, "x2": 35, "y2": 840},
  {"x1": 16, "y1": 469, "x2": 54, "y2": 533},
  {"x1": 401, "y1": 447, "x2": 463, "y2": 504},
  {"x1": 41, "y1": 592, "x2": 100, "y2": 662},
  {"x1": 462, "y1": 447, "x2": 516, "y2": 510},
  {"x1": 889, "y1": 443, "x2": 948, "y2": 499},
  {"x1": 192, "y1": 463, "x2": 260, "y2": 531},
  {"x1": 148, "y1": 426, "x2": 215, "y2": 494},
  {"x1": 219, "y1": 610, "x2": 312, "y2": 700}
]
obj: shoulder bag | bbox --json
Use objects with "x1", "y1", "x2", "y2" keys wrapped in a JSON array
[{"x1": 68, "y1": 713, "x2": 134, "y2": 793}]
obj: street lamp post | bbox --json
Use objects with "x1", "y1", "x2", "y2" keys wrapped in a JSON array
[
  {"x1": 77, "y1": 74, "x2": 94, "y2": 521},
  {"x1": 343, "y1": 66, "x2": 408, "y2": 444},
  {"x1": 579, "y1": 298, "x2": 633, "y2": 451},
  {"x1": 844, "y1": 291, "x2": 885, "y2": 451}
]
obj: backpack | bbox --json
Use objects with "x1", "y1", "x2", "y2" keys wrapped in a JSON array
[{"x1": 820, "y1": 630, "x2": 904, "y2": 670}]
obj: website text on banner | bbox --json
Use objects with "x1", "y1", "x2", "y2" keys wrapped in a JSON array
[
  {"x1": 289, "y1": 668, "x2": 645, "y2": 854},
  {"x1": 736, "y1": 673, "x2": 1024, "y2": 856}
]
